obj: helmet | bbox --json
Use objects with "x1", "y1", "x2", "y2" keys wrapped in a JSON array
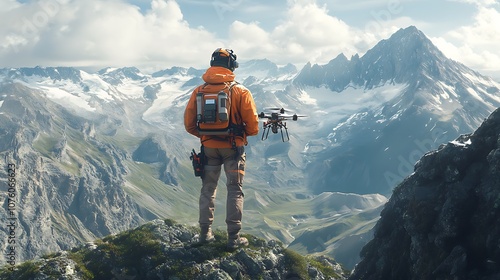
[{"x1": 210, "y1": 48, "x2": 239, "y2": 71}]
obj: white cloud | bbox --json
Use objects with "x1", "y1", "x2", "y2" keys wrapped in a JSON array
[
  {"x1": 432, "y1": 3, "x2": 500, "y2": 78},
  {"x1": 448, "y1": 0, "x2": 498, "y2": 6},
  {"x1": 228, "y1": 1, "x2": 360, "y2": 65},
  {"x1": 0, "y1": 0, "x2": 222, "y2": 70},
  {"x1": 3, "y1": 0, "x2": 381, "y2": 69}
]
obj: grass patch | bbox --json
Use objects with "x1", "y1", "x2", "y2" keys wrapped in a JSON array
[
  {"x1": 308, "y1": 256, "x2": 350, "y2": 279},
  {"x1": 189, "y1": 229, "x2": 233, "y2": 260},
  {"x1": 42, "y1": 252, "x2": 61, "y2": 259},
  {"x1": 123, "y1": 160, "x2": 200, "y2": 220},
  {"x1": 0, "y1": 261, "x2": 40, "y2": 280},
  {"x1": 112, "y1": 223, "x2": 164, "y2": 267},
  {"x1": 83, "y1": 223, "x2": 166, "y2": 279},
  {"x1": 164, "y1": 218, "x2": 176, "y2": 226},
  {"x1": 68, "y1": 249, "x2": 94, "y2": 279},
  {"x1": 14, "y1": 261, "x2": 40, "y2": 280},
  {"x1": 32, "y1": 134, "x2": 59, "y2": 157},
  {"x1": 283, "y1": 248, "x2": 309, "y2": 279},
  {"x1": 124, "y1": 161, "x2": 160, "y2": 193}
]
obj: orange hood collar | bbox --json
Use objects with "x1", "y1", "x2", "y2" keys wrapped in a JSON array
[{"x1": 202, "y1": 66, "x2": 235, "y2": 84}]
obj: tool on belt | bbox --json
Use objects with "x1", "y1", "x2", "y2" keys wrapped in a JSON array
[{"x1": 190, "y1": 146, "x2": 204, "y2": 177}]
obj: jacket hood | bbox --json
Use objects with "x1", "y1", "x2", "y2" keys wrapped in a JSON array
[{"x1": 202, "y1": 66, "x2": 235, "y2": 84}]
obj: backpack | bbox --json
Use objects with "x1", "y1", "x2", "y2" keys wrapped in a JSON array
[{"x1": 196, "y1": 82, "x2": 238, "y2": 135}]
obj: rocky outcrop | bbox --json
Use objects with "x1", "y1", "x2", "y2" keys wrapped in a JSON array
[
  {"x1": 349, "y1": 107, "x2": 500, "y2": 280},
  {"x1": 0, "y1": 219, "x2": 350, "y2": 280}
]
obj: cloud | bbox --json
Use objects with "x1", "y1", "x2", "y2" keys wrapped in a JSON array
[
  {"x1": 0, "y1": 0, "x2": 222, "y2": 70},
  {"x1": 432, "y1": 2, "x2": 500, "y2": 77},
  {"x1": 228, "y1": 0, "x2": 421, "y2": 66},
  {"x1": 448, "y1": 0, "x2": 498, "y2": 6},
  {"x1": 228, "y1": 1, "x2": 359, "y2": 65},
  {"x1": 4, "y1": 0, "x2": 407, "y2": 69}
]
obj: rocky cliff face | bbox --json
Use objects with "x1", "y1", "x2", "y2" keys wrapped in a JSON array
[
  {"x1": 0, "y1": 82, "x2": 156, "y2": 264},
  {"x1": 349, "y1": 107, "x2": 500, "y2": 280},
  {"x1": 0, "y1": 219, "x2": 349, "y2": 280}
]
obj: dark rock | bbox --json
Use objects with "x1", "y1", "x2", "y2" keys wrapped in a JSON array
[
  {"x1": 349, "y1": 107, "x2": 500, "y2": 280},
  {"x1": 235, "y1": 249, "x2": 262, "y2": 277}
]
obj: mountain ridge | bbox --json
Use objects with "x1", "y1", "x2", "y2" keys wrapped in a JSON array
[{"x1": 294, "y1": 26, "x2": 464, "y2": 91}]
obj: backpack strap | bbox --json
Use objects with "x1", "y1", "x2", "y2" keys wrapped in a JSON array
[
  {"x1": 228, "y1": 81, "x2": 242, "y2": 125},
  {"x1": 227, "y1": 81, "x2": 246, "y2": 149}
]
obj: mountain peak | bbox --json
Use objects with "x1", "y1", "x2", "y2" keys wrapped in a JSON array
[
  {"x1": 98, "y1": 66, "x2": 147, "y2": 84},
  {"x1": 6, "y1": 66, "x2": 83, "y2": 83},
  {"x1": 151, "y1": 66, "x2": 204, "y2": 78},
  {"x1": 392, "y1": 25, "x2": 424, "y2": 38},
  {"x1": 385, "y1": 25, "x2": 443, "y2": 58},
  {"x1": 360, "y1": 25, "x2": 449, "y2": 86},
  {"x1": 295, "y1": 26, "x2": 454, "y2": 90}
]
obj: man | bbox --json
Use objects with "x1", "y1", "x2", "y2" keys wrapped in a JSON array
[{"x1": 184, "y1": 48, "x2": 259, "y2": 249}]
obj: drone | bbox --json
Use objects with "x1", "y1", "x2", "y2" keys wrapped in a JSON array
[{"x1": 258, "y1": 107, "x2": 306, "y2": 142}]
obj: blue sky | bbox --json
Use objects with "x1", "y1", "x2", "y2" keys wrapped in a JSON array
[{"x1": 1, "y1": 0, "x2": 499, "y2": 79}]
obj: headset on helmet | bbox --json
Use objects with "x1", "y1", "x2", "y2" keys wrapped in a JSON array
[{"x1": 210, "y1": 48, "x2": 239, "y2": 71}]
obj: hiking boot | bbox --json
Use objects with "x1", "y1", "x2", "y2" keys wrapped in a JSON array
[
  {"x1": 227, "y1": 237, "x2": 249, "y2": 250},
  {"x1": 200, "y1": 233, "x2": 215, "y2": 243},
  {"x1": 199, "y1": 227, "x2": 215, "y2": 244}
]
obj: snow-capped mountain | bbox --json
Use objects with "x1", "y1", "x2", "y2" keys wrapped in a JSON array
[
  {"x1": 1, "y1": 26, "x2": 499, "y2": 269},
  {"x1": 300, "y1": 26, "x2": 500, "y2": 195}
]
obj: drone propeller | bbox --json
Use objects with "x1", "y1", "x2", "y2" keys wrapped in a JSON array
[
  {"x1": 259, "y1": 110, "x2": 307, "y2": 121},
  {"x1": 258, "y1": 112, "x2": 272, "y2": 118},
  {"x1": 262, "y1": 107, "x2": 293, "y2": 114},
  {"x1": 280, "y1": 113, "x2": 307, "y2": 120},
  {"x1": 293, "y1": 114, "x2": 307, "y2": 121}
]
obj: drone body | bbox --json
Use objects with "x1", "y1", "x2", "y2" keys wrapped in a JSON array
[{"x1": 258, "y1": 107, "x2": 306, "y2": 142}]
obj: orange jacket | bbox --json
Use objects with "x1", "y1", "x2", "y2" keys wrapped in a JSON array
[{"x1": 184, "y1": 66, "x2": 259, "y2": 148}]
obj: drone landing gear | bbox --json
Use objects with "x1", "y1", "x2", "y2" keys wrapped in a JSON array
[{"x1": 262, "y1": 122, "x2": 289, "y2": 142}]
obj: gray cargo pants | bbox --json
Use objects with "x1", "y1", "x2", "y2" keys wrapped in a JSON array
[{"x1": 199, "y1": 146, "x2": 245, "y2": 239}]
